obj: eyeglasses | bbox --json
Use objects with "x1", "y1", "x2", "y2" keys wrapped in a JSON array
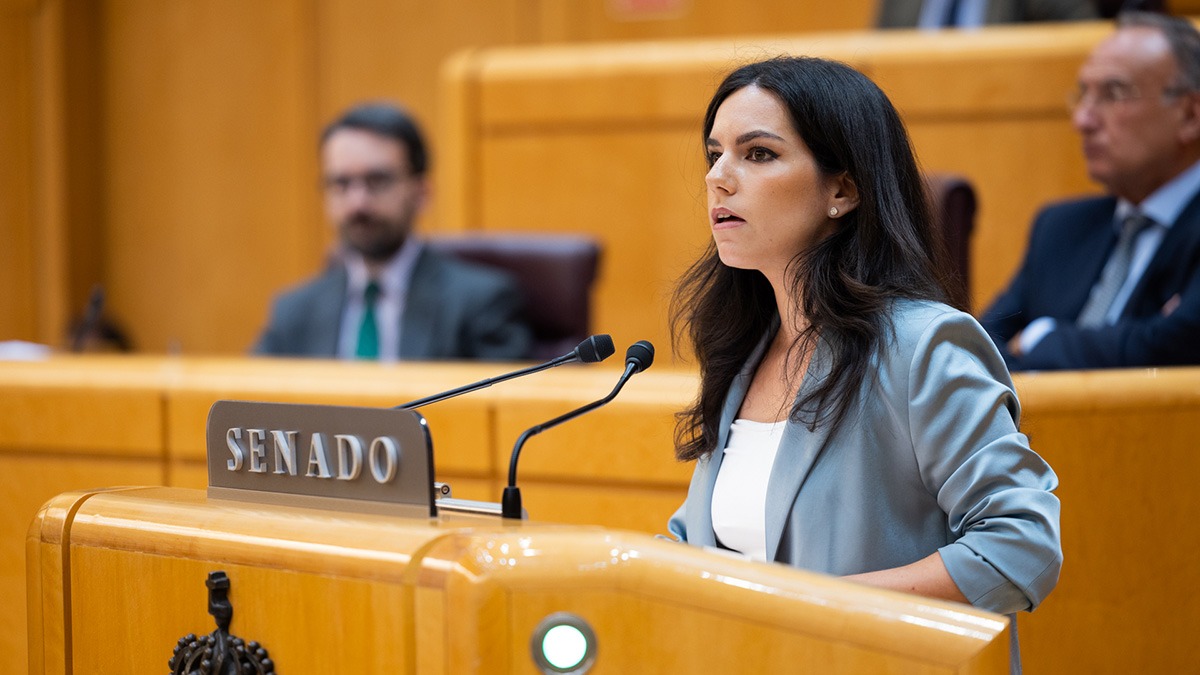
[
  {"x1": 323, "y1": 170, "x2": 404, "y2": 196},
  {"x1": 1068, "y1": 80, "x2": 1193, "y2": 111}
]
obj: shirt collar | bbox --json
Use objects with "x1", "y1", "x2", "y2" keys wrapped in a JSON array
[
  {"x1": 1115, "y1": 157, "x2": 1200, "y2": 231},
  {"x1": 343, "y1": 237, "x2": 424, "y2": 298}
]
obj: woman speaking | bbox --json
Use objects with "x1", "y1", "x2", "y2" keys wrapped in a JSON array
[{"x1": 667, "y1": 56, "x2": 1061, "y2": 668}]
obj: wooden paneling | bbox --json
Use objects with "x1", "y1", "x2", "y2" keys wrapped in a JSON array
[
  {"x1": 1, "y1": 1, "x2": 107, "y2": 347},
  {"x1": 313, "y1": 0, "x2": 534, "y2": 238},
  {"x1": 101, "y1": 0, "x2": 319, "y2": 354},
  {"x1": 2, "y1": 458, "x2": 162, "y2": 675},
  {"x1": 9, "y1": 357, "x2": 1200, "y2": 672},
  {"x1": 908, "y1": 118, "x2": 1091, "y2": 307},
  {"x1": 31, "y1": 486, "x2": 1010, "y2": 674},
  {"x1": 70, "y1": 550, "x2": 412, "y2": 673},
  {"x1": 1009, "y1": 367, "x2": 1200, "y2": 673},
  {"x1": 0, "y1": 356, "x2": 166, "y2": 455},
  {"x1": 0, "y1": 12, "x2": 37, "y2": 342},
  {"x1": 534, "y1": 0, "x2": 876, "y2": 42},
  {"x1": 479, "y1": 129, "x2": 708, "y2": 353},
  {"x1": 446, "y1": 23, "x2": 1114, "y2": 360},
  {"x1": 28, "y1": 0, "x2": 72, "y2": 347}
]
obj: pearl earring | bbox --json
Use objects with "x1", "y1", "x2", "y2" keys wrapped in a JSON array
[{"x1": 828, "y1": 207, "x2": 839, "y2": 217}]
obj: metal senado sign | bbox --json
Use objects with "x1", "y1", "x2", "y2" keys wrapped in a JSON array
[{"x1": 205, "y1": 400, "x2": 436, "y2": 517}]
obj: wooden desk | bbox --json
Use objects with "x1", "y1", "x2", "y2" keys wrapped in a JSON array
[
  {"x1": 28, "y1": 486, "x2": 1009, "y2": 673},
  {"x1": 1010, "y1": 367, "x2": 1200, "y2": 673},
  {"x1": 0, "y1": 356, "x2": 167, "y2": 675},
  {"x1": 5, "y1": 356, "x2": 1200, "y2": 673}
]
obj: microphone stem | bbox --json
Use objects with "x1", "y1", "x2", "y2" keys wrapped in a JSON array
[
  {"x1": 397, "y1": 353, "x2": 576, "y2": 410},
  {"x1": 506, "y1": 363, "x2": 637, "y2": 490}
]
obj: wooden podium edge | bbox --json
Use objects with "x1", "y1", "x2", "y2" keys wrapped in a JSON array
[{"x1": 26, "y1": 486, "x2": 159, "y2": 674}]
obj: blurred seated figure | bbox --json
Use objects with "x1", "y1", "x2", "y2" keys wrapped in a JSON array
[
  {"x1": 981, "y1": 12, "x2": 1200, "y2": 370},
  {"x1": 254, "y1": 103, "x2": 532, "y2": 361},
  {"x1": 877, "y1": 0, "x2": 1097, "y2": 29}
]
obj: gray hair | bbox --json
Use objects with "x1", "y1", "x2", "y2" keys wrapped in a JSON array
[{"x1": 1117, "y1": 11, "x2": 1200, "y2": 90}]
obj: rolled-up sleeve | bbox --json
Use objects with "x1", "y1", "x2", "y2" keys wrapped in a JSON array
[{"x1": 908, "y1": 312, "x2": 1062, "y2": 614}]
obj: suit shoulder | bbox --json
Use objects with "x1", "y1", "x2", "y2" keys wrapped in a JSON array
[
  {"x1": 886, "y1": 299, "x2": 995, "y2": 360},
  {"x1": 417, "y1": 248, "x2": 522, "y2": 294},
  {"x1": 1034, "y1": 194, "x2": 1116, "y2": 225},
  {"x1": 271, "y1": 267, "x2": 343, "y2": 309}
]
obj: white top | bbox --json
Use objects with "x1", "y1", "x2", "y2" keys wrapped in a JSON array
[
  {"x1": 337, "y1": 238, "x2": 423, "y2": 361},
  {"x1": 711, "y1": 418, "x2": 786, "y2": 561}
]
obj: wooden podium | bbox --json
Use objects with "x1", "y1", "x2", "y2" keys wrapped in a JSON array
[{"x1": 28, "y1": 486, "x2": 1009, "y2": 674}]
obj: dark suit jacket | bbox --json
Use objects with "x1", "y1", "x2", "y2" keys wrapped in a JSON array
[
  {"x1": 877, "y1": 0, "x2": 1097, "y2": 27},
  {"x1": 254, "y1": 247, "x2": 532, "y2": 360},
  {"x1": 981, "y1": 194, "x2": 1200, "y2": 370}
]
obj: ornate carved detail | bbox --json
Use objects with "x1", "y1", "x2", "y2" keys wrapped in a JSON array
[{"x1": 168, "y1": 571, "x2": 275, "y2": 675}]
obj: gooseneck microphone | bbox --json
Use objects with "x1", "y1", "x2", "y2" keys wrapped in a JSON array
[
  {"x1": 396, "y1": 334, "x2": 615, "y2": 410},
  {"x1": 501, "y1": 340, "x2": 654, "y2": 519}
]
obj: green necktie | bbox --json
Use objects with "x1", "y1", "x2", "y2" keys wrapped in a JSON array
[{"x1": 355, "y1": 281, "x2": 381, "y2": 359}]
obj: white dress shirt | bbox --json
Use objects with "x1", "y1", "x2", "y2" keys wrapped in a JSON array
[{"x1": 336, "y1": 238, "x2": 423, "y2": 361}]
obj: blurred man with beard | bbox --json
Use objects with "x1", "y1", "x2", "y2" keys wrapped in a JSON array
[{"x1": 255, "y1": 103, "x2": 531, "y2": 360}]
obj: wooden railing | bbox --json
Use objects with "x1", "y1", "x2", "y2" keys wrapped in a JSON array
[{"x1": 4, "y1": 356, "x2": 1200, "y2": 671}]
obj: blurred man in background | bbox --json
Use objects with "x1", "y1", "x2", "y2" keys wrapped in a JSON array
[
  {"x1": 255, "y1": 103, "x2": 531, "y2": 361},
  {"x1": 982, "y1": 12, "x2": 1200, "y2": 369}
]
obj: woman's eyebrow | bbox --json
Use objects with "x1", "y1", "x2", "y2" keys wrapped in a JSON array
[
  {"x1": 706, "y1": 129, "x2": 785, "y2": 148},
  {"x1": 735, "y1": 130, "x2": 785, "y2": 145}
]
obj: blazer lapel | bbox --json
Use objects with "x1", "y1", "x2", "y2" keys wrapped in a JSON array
[
  {"x1": 686, "y1": 326, "x2": 773, "y2": 545},
  {"x1": 309, "y1": 266, "x2": 347, "y2": 356},
  {"x1": 1124, "y1": 191, "x2": 1200, "y2": 317},
  {"x1": 399, "y1": 249, "x2": 439, "y2": 359},
  {"x1": 764, "y1": 337, "x2": 836, "y2": 563},
  {"x1": 1062, "y1": 199, "x2": 1120, "y2": 318}
]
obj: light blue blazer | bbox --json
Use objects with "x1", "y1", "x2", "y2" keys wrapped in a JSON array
[{"x1": 668, "y1": 299, "x2": 1062, "y2": 616}]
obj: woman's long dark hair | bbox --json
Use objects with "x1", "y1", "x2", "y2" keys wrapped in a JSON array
[{"x1": 671, "y1": 56, "x2": 963, "y2": 462}]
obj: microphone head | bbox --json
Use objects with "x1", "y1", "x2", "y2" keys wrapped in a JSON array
[
  {"x1": 625, "y1": 340, "x2": 655, "y2": 373},
  {"x1": 575, "y1": 334, "x2": 615, "y2": 363}
]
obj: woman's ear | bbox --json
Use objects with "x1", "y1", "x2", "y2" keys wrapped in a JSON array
[{"x1": 828, "y1": 172, "x2": 860, "y2": 218}]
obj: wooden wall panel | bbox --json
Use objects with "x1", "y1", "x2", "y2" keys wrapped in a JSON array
[
  {"x1": 449, "y1": 23, "x2": 1114, "y2": 358},
  {"x1": 868, "y1": 25, "x2": 1100, "y2": 305},
  {"x1": 479, "y1": 129, "x2": 708, "y2": 356},
  {"x1": 534, "y1": 0, "x2": 876, "y2": 42},
  {"x1": 1, "y1": 455, "x2": 162, "y2": 675},
  {"x1": 101, "y1": 0, "x2": 320, "y2": 354},
  {"x1": 2, "y1": 1, "x2": 106, "y2": 348},
  {"x1": 314, "y1": 0, "x2": 531, "y2": 235},
  {"x1": 907, "y1": 118, "x2": 1092, "y2": 306},
  {"x1": 0, "y1": 11, "x2": 37, "y2": 342},
  {"x1": 1015, "y1": 403, "x2": 1200, "y2": 673},
  {"x1": 58, "y1": 0, "x2": 106, "y2": 334}
]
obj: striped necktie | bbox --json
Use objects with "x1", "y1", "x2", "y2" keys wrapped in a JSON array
[
  {"x1": 1076, "y1": 212, "x2": 1154, "y2": 328},
  {"x1": 355, "y1": 281, "x2": 381, "y2": 359}
]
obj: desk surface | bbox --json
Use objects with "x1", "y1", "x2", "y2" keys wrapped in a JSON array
[
  {"x1": 28, "y1": 485, "x2": 1010, "y2": 674},
  {"x1": 6, "y1": 356, "x2": 1200, "y2": 673}
]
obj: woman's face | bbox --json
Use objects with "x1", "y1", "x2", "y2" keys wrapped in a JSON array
[{"x1": 705, "y1": 85, "x2": 849, "y2": 282}]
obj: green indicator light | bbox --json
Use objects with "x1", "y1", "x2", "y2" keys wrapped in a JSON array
[
  {"x1": 542, "y1": 624, "x2": 588, "y2": 670},
  {"x1": 531, "y1": 612, "x2": 597, "y2": 674}
]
